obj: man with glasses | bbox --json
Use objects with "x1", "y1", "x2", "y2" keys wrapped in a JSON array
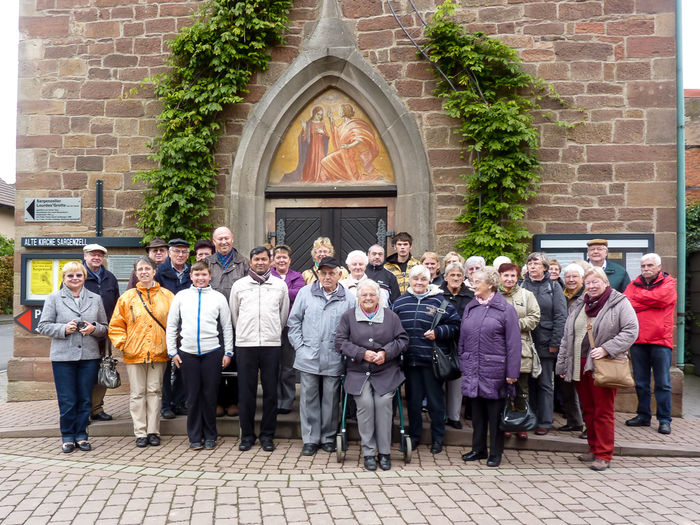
[
  {"x1": 586, "y1": 238, "x2": 630, "y2": 292},
  {"x1": 82, "y1": 243, "x2": 119, "y2": 422},
  {"x1": 156, "y1": 238, "x2": 193, "y2": 419}
]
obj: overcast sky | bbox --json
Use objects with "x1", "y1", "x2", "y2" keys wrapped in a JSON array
[{"x1": 2, "y1": 1, "x2": 698, "y2": 185}]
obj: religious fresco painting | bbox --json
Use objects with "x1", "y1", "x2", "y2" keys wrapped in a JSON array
[{"x1": 269, "y1": 89, "x2": 395, "y2": 185}]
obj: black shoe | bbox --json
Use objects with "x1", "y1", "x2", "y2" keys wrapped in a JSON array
[
  {"x1": 301, "y1": 443, "x2": 319, "y2": 456},
  {"x1": 321, "y1": 442, "x2": 336, "y2": 453},
  {"x1": 90, "y1": 411, "x2": 112, "y2": 422},
  {"x1": 579, "y1": 429, "x2": 588, "y2": 440},
  {"x1": 557, "y1": 424, "x2": 583, "y2": 432},
  {"x1": 446, "y1": 419, "x2": 463, "y2": 429},
  {"x1": 204, "y1": 439, "x2": 218, "y2": 450},
  {"x1": 61, "y1": 442, "x2": 75, "y2": 453},
  {"x1": 364, "y1": 456, "x2": 377, "y2": 471},
  {"x1": 174, "y1": 405, "x2": 188, "y2": 416},
  {"x1": 136, "y1": 437, "x2": 149, "y2": 448},
  {"x1": 75, "y1": 440, "x2": 92, "y2": 452},
  {"x1": 430, "y1": 442, "x2": 442, "y2": 454},
  {"x1": 161, "y1": 408, "x2": 176, "y2": 419},
  {"x1": 486, "y1": 455, "x2": 501, "y2": 467},
  {"x1": 486, "y1": 456, "x2": 501, "y2": 467},
  {"x1": 277, "y1": 408, "x2": 292, "y2": 415},
  {"x1": 378, "y1": 454, "x2": 391, "y2": 471},
  {"x1": 625, "y1": 416, "x2": 651, "y2": 427},
  {"x1": 239, "y1": 439, "x2": 255, "y2": 451},
  {"x1": 189, "y1": 441, "x2": 203, "y2": 450},
  {"x1": 261, "y1": 440, "x2": 276, "y2": 452},
  {"x1": 147, "y1": 434, "x2": 160, "y2": 446},
  {"x1": 462, "y1": 450, "x2": 487, "y2": 462},
  {"x1": 658, "y1": 422, "x2": 671, "y2": 435}
]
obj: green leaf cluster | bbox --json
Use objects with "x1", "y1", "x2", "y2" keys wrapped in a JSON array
[
  {"x1": 135, "y1": 0, "x2": 292, "y2": 244},
  {"x1": 425, "y1": 0, "x2": 560, "y2": 264}
]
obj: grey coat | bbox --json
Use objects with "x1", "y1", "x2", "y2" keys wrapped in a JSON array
[
  {"x1": 205, "y1": 248, "x2": 249, "y2": 300},
  {"x1": 287, "y1": 282, "x2": 356, "y2": 376},
  {"x1": 335, "y1": 306, "x2": 408, "y2": 396},
  {"x1": 556, "y1": 289, "x2": 639, "y2": 382},
  {"x1": 37, "y1": 286, "x2": 109, "y2": 361}
]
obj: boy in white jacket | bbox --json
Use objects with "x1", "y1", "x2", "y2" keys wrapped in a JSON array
[{"x1": 166, "y1": 261, "x2": 234, "y2": 450}]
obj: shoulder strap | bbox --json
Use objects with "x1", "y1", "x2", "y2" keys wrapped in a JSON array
[
  {"x1": 430, "y1": 298, "x2": 450, "y2": 330},
  {"x1": 586, "y1": 317, "x2": 595, "y2": 348},
  {"x1": 136, "y1": 290, "x2": 166, "y2": 332}
]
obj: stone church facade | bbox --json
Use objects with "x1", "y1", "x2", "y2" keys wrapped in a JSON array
[{"x1": 11, "y1": 0, "x2": 678, "y2": 400}]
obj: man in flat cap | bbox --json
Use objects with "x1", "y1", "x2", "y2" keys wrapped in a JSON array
[
  {"x1": 82, "y1": 243, "x2": 120, "y2": 422},
  {"x1": 586, "y1": 238, "x2": 631, "y2": 292},
  {"x1": 156, "y1": 239, "x2": 193, "y2": 419},
  {"x1": 287, "y1": 256, "x2": 356, "y2": 456},
  {"x1": 127, "y1": 238, "x2": 170, "y2": 290}
]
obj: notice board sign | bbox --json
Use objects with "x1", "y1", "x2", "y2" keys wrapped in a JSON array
[
  {"x1": 24, "y1": 198, "x2": 81, "y2": 222},
  {"x1": 21, "y1": 253, "x2": 82, "y2": 305}
]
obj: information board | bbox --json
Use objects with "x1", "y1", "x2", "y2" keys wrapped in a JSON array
[{"x1": 24, "y1": 198, "x2": 81, "y2": 222}]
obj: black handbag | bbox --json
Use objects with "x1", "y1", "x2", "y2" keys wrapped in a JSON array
[
  {"x1": 499, "y1": 395, "x2": 537, "y2": 432},
  {"x1": 97, "y1": 344, "x2": 121, "y2": 389},
  {"x1": 430, "y1": 299, "x2": 461, "y2": 382}
]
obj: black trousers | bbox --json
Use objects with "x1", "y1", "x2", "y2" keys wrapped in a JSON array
[
  {"x1": 217, "y1": 358, "x2": 238, "y2": 408},
  {"x1": 161, "y1": 360, "x2": 186, "y2": 411},
  {"x1": 237, "y1": 346, "x2": 281, "y2": 441},
  {"x1": 470, "y1": 396, "x2": 506, "y2": 458},
  {"x1": 405, "y1": 365, "x2": 445, "y2": 445},
  {"x1": 179, "y1": 349, "x2": 223, "y2": 443}
]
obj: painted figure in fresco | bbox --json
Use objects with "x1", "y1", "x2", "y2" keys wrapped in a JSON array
[
  {"x1": 283, "y1": 106, "x2": 329, "y2": 183},
  {"x1": 319, "y1": 103, "x2": 380, "y2": 182}
]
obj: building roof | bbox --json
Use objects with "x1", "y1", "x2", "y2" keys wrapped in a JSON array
[{"x1": 0, "y1": 179, "x2": 14, "y2": 209}]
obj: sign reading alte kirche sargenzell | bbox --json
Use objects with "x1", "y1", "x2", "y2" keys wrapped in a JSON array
[{"x1": 24, "y1": 197, "x2": 81, "y2": 222}]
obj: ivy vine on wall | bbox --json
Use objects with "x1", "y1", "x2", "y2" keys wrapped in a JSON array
[
  {"x1": 134, "y1": 0, "x2": 292, "y2": 244},
  {"x1": 425, "y1": 0, "x2": 569, "y2": 264}
]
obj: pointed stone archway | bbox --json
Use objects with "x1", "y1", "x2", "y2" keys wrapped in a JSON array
[{"x1": 230, "y1": 2, "x2": 432, "y2": 253}]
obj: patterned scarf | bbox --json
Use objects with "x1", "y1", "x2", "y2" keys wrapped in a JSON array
[
  {"x1": 564, "y1": 285, "x2": 582, "y2": 301},
  {"x1": 217, "y1": 250, "x2": 234, "y2": 269},
  {"x1": 584, "y1": 286, "x2": 612, "y2": 317},
  {"x1": 248, "y1": 267, "x2": 271, "y2": 285}
]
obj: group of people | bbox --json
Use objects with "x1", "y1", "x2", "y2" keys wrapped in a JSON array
[{"x1": 37, "y1": 230, "x2": 677, "y2": 473}]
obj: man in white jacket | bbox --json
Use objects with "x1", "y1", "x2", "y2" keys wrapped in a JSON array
[
  {"x1": 230, "y1": 246, "x2": 290, "y2": 452},
  {"x1": 166, "y1": 261, "x2": 234, "y2": 451}
]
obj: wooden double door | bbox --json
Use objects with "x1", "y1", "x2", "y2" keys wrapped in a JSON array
[{"x1": 274, "y1": 207, "x2": 388, "y2": 273}]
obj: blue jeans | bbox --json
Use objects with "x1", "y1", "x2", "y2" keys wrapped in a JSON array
[
  {"x1": 52, "y1": 359, "x2": 100, "y2": 443},
  {"x1": 630, "y1": 344, "x2": 672, "y2": 423}
]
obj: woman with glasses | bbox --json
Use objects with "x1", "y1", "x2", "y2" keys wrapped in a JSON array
[
  {"x1": 109, "y1": 256, "x2": 175, "y2": 448},
  {"x1": 37, "y1": 262, "x2": 108, "y2": 453}
]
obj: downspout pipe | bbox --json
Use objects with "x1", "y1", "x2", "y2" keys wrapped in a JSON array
[{"x1": 676, "y1": 0, "x2": 686, "y2": 368}]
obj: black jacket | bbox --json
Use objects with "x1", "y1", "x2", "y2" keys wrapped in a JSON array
[
  {"x1": 439, "y1": 281, "x2": 474, "y2": 318},
  {"x1": 83, "y1": 264, "x2": 119, "y2": 319},
  {"x1": 155, "y1": 258, "x2": 191, "y2": 295},
  {"x1": 365, "y1": 263, "x2": 401, "y2": 304},
  {"x1": 521, "y1": 272, "x2": 567, "y2": 359}
]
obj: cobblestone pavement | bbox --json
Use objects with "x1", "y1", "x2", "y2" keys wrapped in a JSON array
[{"x1": 1, "y1": 436, "x2": 700, "y2": 524}]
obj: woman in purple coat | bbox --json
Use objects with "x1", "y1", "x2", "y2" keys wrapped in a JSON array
[{"x1": 459, "y1": 267, "x2": 521, "y2": 467}]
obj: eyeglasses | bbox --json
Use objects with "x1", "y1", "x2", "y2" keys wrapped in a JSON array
[
  {"x1": 171, "y1": 249, "x2": 189, "y2": 255},
  {"x1": 136, "y1": 268, "x2": 155, "y2": 273},
  {"x1": 65, "y1": 274, "x2": 83, "y2": 279}
]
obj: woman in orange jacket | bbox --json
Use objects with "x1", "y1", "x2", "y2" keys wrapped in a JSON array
[{"x1": 109, "y1": 256, "x2": 174, "y2": 448}]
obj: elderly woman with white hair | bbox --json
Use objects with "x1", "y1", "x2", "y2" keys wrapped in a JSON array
[
  {"x1": 465, "y1": 256, "x2": 486, "y2": 291},
  {"x1": 556, "y1": 267, "x2": 638, "y2": 471},
  {"x1": 335, "y1": 279, "x2": 409, "y2": 471},
  {"x1": 340, "y1": 250, "x2": 390, "y2": 306},
  {"x1": 392, "y1": 265, "x2": 461, "y2": 454}
]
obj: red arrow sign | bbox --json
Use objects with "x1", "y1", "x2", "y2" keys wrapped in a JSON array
[{"x1": 14, "y1": 308, "x2": 42, "y2": 333}]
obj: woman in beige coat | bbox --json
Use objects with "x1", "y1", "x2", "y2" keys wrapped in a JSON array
[
  {"x1": 498, "y1": 263, "x2": 540, "y2": 440},
  {"x1": 556, "y1": 267, "x2": 638, "y2": 471}
]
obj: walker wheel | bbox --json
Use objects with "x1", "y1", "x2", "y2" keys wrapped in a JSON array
[
  {"x1": 402, "y1": 435, "x2": 412, "y2": 464},
  {"x1": 336, "y1": 434, "x2": 345, "y2": 463}
]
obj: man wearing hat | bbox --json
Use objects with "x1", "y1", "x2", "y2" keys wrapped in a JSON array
[
  {"x1": 127, "y1": 238, "x2": 169, "y2": 290},
  {"x1": 83, "y1": 243, "x2": 120, "y2": 422},
  {"x1": 586, "y1": 238, "x2": 631, "y2": 292},
  {"x1": 156, "y1": 239, "x2": 193, "y2": 419},
  {"x1": 287, "y1": 256, "x2": 356, "y2": 456},
  {"x1": 156, "y1": 239, "x2": 192, "y2": 294}
]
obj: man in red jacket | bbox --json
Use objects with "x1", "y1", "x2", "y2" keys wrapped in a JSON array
[{"x1": 623, "y1": 253, "x2": 677, "y2": 435}]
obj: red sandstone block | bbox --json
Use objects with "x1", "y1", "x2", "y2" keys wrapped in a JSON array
[
  {"x1": 520, "y1": 49, "x2": 555, "y2": 62},
  {"x1": 16, "y1": 135, "x2": 62, "y2": 148},
  {"x1": 66, "y1": 100, "x2": 105, "y2": 116},
  {"x1": 528, "y1": 205, "x2": 579, "y2": 221},
  {"x1": 358, "y1": 30, "x2": 394, "y2": 50},
  {"x1": 19, "y1": 16, "x2": 70, "y2": 38},
  {"x1": 635, "y1": 0, "x2": 674, "y2": 14},
  {"x1": 145, "y1": 18, "x2": 176, "y2": 34},
  {"x1": 627, "y1": 81, "x2": 675, "y2": 108},
  {"x1": 428, "y1": 149, "x2": 465, "y2": 167},
  {"x1": 15, "y1": 173, "x2": 62, "y2": 191},
  {"x1": 607, "y1": 18, "x2": 654, "y2": 35},
  {"x1": 554, "y1": 41, "x2": 613, "y2": 61},
  {"x1": 626, "y1": 37, "x2": 675, "y2": 58},
  {"x1": 545, "y1": 221, "x2": 588, "y2": 233},
  {"x1": 405, "y1": 63, "x2": 433, "y2": 81},
  {"x1": 616, "y1": 62, "x2": 651, "y2": 80},
  {"x1": 110, "y1": 7, "x2": 134, "y2": 20},
  {"x1": 395, "y1": 80, "x2": 423, "y2": 98},
  {"x1": 343, "y1": 0, "x2": 382, "y2": 18},
  {"x1": 604, "y1": 0, "x2": 634, "y2": 14},
  {"x1": 73, "y1": 8, "x2": 98, "y2": 22},
  {"x1": 63, "y1": 173, "x2": 88, "y2": 189},
  {"x1": 76, "y1": 156, "x2": 104, "y2": 171},
  {"x1": 80, "y1": 81, "x2": 122, "y2": 99},
  {"x1": 134, "y1": 37, "x2": 163, "y2": 55},
  {"x1": 559, "y1": 2, "x2": 603, "y2": 21},
  {"x1": 85, "y1": 21, "x2": 121, "y2": 38},
  {"x1": 523, "y1": 3, "x2": 556, "y2": 19},
  {"x1": 407, "y1": 98, "x2": 443, "y2": 111},
  {"x1": 357, "y1": 15, "x2": 404, "y2": 31},
  {"x1": 160, "y1": 4, "x2": 197, "y2": 17},
  {"x1": 6, "y1": 359, "x2": 34, "y2": 381},
  {"x1": 478, "y1": 6, "x2": 521, "y2": 23},
  {"x1": 44, "y1": 45, "x2": 79, "y2": 59},
  {"x1": 578, "y1": 164, "x2": 613, "y2": 181},
  {"x1": 575, "y1": 22, "x2": 605, "y2": 34},
  {"x1": 587, "y1": 144, "x2": 675, "y2": 162},
  {"x1": 18, "y1": 100, "x2": 65, "y2": 115},
  {"x1": 523, "y1": 23, "x2": 565, "y2": 35},
  {"x1": 123, "y1": 22, "x2": 144, "y2": 37}
]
